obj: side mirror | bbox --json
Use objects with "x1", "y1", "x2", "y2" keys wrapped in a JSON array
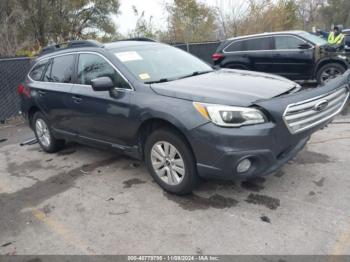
[
  {"x1": 298, "y1": 43, "x2": 312, "y2": 49},
  {"x1": 91, "y1": 77, "x2": 114, "y2": 92}
]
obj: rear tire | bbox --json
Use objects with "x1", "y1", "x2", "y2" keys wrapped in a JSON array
[
  {"x1": 144, "y1": 128, "x2": 199, "y2": 195},
  {"x1": 316, "y1": 63, "x2": 346, "y2": 84},
  {"x1": 33, "y1": 112, "x2": 65, "y2": 153}
]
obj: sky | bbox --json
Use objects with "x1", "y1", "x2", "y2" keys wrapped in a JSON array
[{"x1": 113, "y1": 0, "x2": 236, "y2": 35}]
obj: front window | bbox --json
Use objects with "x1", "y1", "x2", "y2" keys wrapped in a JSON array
[
  {"x1": 274, "y1": 36, "x2": 305, "y2": 49},
  {"x1": 77, "y1": 53, "x2": 130, "y2": 89},
  {"x1": 112, "y1": 45, "x2": 213, "y2": 84}
]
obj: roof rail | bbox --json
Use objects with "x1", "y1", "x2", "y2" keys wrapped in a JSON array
[
  {"x1": 120, "y1": 37, "x2": 157, "y2": 42},
  {"x1": 40, "y1": 40, "x2": 104, "y2": 56}
]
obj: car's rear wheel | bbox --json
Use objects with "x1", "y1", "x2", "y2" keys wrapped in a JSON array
[
  {"x1": 33, "y1": 112, "x2": 65, "y2": 153},
  {"x1": 316, "y1": 63, "x2": 346, "y2": 84},
  {"x1": 145, "y1": 128, "x2": 199, "y2": 195}
]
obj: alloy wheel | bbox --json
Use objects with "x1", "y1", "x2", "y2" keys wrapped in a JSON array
[
  {"x1": 35, "y1": 118, "x2": 51, "y2": 147},
  {"x1": 320, "y1": 67, "x2": 342, "y2": 83},
  {"x1": 150, "y1": 141, "x2": 185, "y2": 186}
]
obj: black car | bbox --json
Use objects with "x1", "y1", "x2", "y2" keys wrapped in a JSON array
[
  {"x1": 213, "y1": 30, "x2": 350, "y2": 84},
  {"x1": 18, "y1": 39, "x2": 349, "y2": 195}
]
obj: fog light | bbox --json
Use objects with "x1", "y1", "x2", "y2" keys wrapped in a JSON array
[{"x1": 237, "y1": 158, "x2": 252, "y2": 173}]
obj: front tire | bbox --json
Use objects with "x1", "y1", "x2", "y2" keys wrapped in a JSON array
[
  {"x1": 316, "y1": 63, "x2": 346, "y2": 84},
  {"x1": 145, "y1": 128, "x2": 199, "y2": 195},
  {"x1": 33, "y1": 112, "x2": 65, "y2": 153}
]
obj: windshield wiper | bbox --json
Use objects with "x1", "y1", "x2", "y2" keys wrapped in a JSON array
[
  {"x1": 145, "y1": 78, "x2": 170, "y2": 84},
  {"x1": 176, "y1": 70, "x2": 213, "y2": 80},
  {"x1": 145, "y1": 70, "x2": 213, "y2": 84}
]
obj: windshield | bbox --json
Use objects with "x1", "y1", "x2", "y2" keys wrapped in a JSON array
[
  {"x1": 298, "y1": 32, "x2": 328, "y2": 46},
  {"x1": 112, "y1": 44, "x2": 213, "y2": 83}
]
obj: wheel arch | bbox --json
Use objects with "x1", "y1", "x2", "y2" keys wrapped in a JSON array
[
  {"x1": 27, "y1": 106, "x2": 41, "y2": 129},
  {"x1": 314, "y1": 59, "x2": 348, "y2": 77},
  {"x1": 137, "y1": 118, "x2": 195, "y2": 161}
]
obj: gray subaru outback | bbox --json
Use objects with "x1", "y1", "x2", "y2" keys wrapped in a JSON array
[{"x1": 18, "y1": 39, "x2": 350, "y2": 195}]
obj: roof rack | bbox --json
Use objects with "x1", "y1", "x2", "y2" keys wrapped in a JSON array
[
  {"x1": 120, "y1": 37, "x2": 157, "y2": 42},
  {"x1": 40, "y1": 40, "x2": 104, "y2": 56}
]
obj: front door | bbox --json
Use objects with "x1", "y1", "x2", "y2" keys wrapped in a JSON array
[
  {"x1": 270, "y1": 35, "x2": 314, "y2": 80},
  {"x1": 69, "y1": 53, "x2": 134, "y2": 147}
]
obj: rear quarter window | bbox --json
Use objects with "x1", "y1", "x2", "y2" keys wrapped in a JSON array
[{"x1": 29, "y1": 60, "x2": 49, "y2": 81}]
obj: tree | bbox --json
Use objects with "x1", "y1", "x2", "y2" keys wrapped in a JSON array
[
  {"x1": 295, "y1": 0, "x2": 326, "y2": 30},
  {"x1": 165, "y1": 0, "x2": 217, "y2": 43},
  {"x1": 18, "y1": 0, "x2": 121, "y2": 46},
  {"x1": 320, "y1": 0, "x2": 350, "y2": 29},
  {"x1": 0, "y1": 0, "x2": 28, "y2": 57},
  {"x1": 215, "y1": 0, "x2": 248, "y2": 39},
  {"x1": 128, "y1": 6, "x2": 157, "y2": 39}
]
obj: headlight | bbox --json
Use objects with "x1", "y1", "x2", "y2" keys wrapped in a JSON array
[{"x1": 193, "y1": 102, "x2": 267, "y2": 127}]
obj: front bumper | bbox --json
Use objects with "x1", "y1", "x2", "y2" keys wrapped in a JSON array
[
  {"x1": 189, "y1": 122, "x2": 316, "y2": 180},
  {"x1": 188, "y1": 71, "x2": 350, "y2": 180}
]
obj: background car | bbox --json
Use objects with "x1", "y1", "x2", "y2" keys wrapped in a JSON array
[{"x1": 212, "y1": 30, "x2": 350, "y2": 84}]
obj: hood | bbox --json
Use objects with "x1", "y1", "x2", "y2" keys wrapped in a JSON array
[{"x1": 150, "y1": 69, "x2": 298, "y2": 106}]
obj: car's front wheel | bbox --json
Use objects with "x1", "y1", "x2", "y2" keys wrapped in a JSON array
[
  {"x1": 33, "y1": 112, "x2": 65, "y2": 153},
  {"x1": 316, "y1": 63, "x2": 346, "y2": 84},
  {"x1": 145, "y1": 128, "x2": 199, "y2": 195}
]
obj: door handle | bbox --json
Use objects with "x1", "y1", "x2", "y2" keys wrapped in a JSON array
[
  {"x1": 72, "y1": 96, "x2": 83, "y2": 103},
  {"x1": 38, "y1": 91, "x2": 47, "y2": 96}
]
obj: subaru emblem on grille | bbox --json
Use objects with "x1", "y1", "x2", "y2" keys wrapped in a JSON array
[{"x1": 314, "y1": 100, "x2": 329, "y2": 112}]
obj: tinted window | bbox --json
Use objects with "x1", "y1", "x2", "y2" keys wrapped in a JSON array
[
  {"x1": 29, "y1": 60, "x2": 48, "y2": 81},
  {"x1": 225, "y1": 41, "x2": 244, "y2": 52},
  {"x1": 49, "y1": 55, "x2": 75, "y2": 83},
  {"x1": 77, "y1": 54, "x2": 130, "y2": 89},
  {"x1": 43, "y1": 60, "x2": 52, "y2": 82},
  {"x1": 226, "y1": 37, "x2": 273, "y2": 52},
  {"x1": 275, "y1": 36, "x2": 305, "y2": 49}
]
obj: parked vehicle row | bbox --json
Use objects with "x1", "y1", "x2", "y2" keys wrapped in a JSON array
[
  {"x1": 213, "y1": 30, "x2": 350, "y2": 84},
  {"x1": 19, "y1": 39, "x2": 350, "y2": 195}
]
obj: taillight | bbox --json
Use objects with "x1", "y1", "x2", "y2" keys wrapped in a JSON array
[
  {"x1": 17, "y1": 84, "x2": 30, "y2": 97},
  {"x1": 17, "y1": 84, "x2": 25, "y2": 95},
  {"x1": 212, "y1": 53, "x2": 224, "y2": 62}
]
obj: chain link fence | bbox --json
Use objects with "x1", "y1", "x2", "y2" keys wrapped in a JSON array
[
  {"x1": 173, "y1": 41, "x2": 221, "y2": 64},
  {"x1": 0, "y1": 57, "x2": 32, "y2": 122}
]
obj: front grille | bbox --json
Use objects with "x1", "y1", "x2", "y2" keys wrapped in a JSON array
[{"x1": 283, "y1": 86, "x2": 349, "y2": 134}]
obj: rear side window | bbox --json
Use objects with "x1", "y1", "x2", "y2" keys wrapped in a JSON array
[
  {"x1": 48, "y1": 55, "x2": 75, "y2": 83},
  {"x1": 29, "y1": 60, "x2": 49, "y2": 81},
  {"x1": 225, "y1": 37, "x2": 273, "y2": 52},
  {"x1": 275, "y1": 36, "x2": 305, "y2": 49},
  {"x1": 77, "y1": 53, "x2": 130, "y2": 89}
]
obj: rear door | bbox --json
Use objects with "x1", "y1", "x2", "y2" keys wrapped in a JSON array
[
  {"x1": 69, "y1": 53, "x2": 133, "y2": 147},
  {"x1": 270, "y1": 35, "x2": 314, "y2": 80},
  {"x1": 29, "y1": 54, "x2": 76, "y2": 133},
  {"x1": 224, "y1": 36, "x2": 275, "y2": 73}
]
